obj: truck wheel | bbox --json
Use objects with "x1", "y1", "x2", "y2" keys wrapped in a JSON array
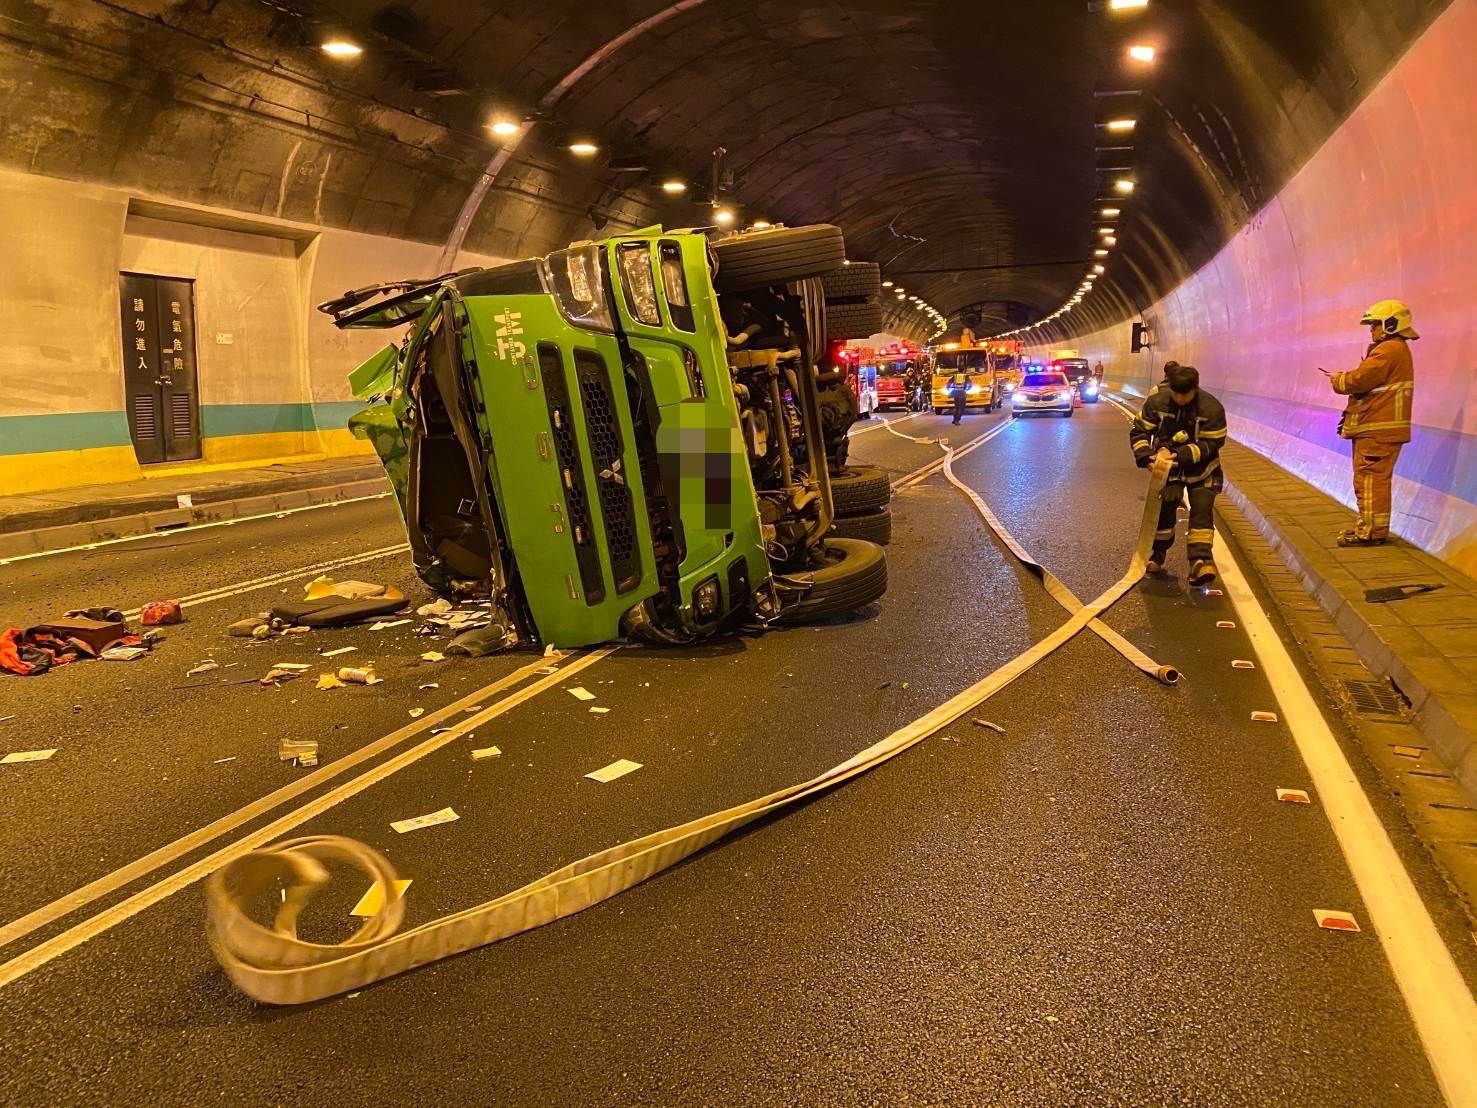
[
  {"x1": 712, "y1": 224, "x2": 846, "y2": 293},
  {"x1": 821, "y1": 262, "x2": 882, "y2": 300},
  {"x1": 830, "y1": 465, "x2": 890, "y2": 513},
  {"x1": 775, "y1": 539, "x2": 888, "y2": 624},
  {"x1": 825, "y1": 299, "x2": 884, "y2": 340},
  {"x1": 829, "y1": 507, "x2": 891, "y2": 546}
]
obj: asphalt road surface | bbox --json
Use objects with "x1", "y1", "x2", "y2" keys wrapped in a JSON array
[{"x1": 2, "y1": 402, "x2": 1474, "y2": 1106}]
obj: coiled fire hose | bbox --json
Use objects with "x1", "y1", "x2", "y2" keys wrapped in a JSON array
[{"x1": 205, "y1": 454, "x2": 1174, "y2": 1004}]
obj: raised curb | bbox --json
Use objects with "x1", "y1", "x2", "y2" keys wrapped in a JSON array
[
  {"x1": 0, "y1": 477, "x2": 390, "y2": 562},
  {"x1": 1221, "y1": 455, "x2": 1477, "y2": 802}
]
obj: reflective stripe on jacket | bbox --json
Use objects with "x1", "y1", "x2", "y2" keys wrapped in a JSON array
[
  {"x1": 1332, "y1": 337, "x2": 1414, "y2": 443},
  {"x1": 1130, "y1": 388, "x2": 1229, "y2": 485}
]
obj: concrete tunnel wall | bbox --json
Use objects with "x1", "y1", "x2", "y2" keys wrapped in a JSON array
[
  {"x1": 1034, "y1": 0, "x2": 1477, "y2": 578},
  {"x1": 0, "y1": 167, "x2": 509, "y2": 496}
]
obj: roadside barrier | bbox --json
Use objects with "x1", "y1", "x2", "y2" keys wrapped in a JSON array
[{"x1": 204, "y1": 453, "x2": 1174, "y2": 1004}]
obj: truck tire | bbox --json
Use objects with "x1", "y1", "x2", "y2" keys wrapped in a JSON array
[
  {"x1": 826, "y1": 299, "x2": 884, "y2": 340},
  {"x1": 775, "y1": 538, "x2": 888, "y2": 625},
  {"x1": 830, "y1": 465, "x2": 890, "y2": 513},
  {"x1": 821, "y1": 262, "x2": 881, "y2": 300},
  {"x1": 712, "y1": 224, "x2": 846, "y2": 293},
  {"x1": 829, "y1": 507, "x2": 891, "y2": 545}
]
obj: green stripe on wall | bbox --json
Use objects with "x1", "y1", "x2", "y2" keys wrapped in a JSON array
[
  {"x1": 0, "y1": 411, "x2": 132, "y2": 455},
  {"x1": 1, "y1": 402, "x2": 372, "y2": 456}
]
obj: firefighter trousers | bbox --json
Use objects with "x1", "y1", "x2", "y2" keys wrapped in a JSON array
[
  {"x1": 952, "y1": 391, "x2": 966, "y2": 423},
  {"x1": 1153, "y1": 478, "x2": 1219, "y2": 564},
  {"x1": 1352, "y1": 438, "x2": 1402, "y2": 540}
]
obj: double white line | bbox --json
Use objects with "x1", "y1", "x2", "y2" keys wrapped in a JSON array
[{"x1": 0, "y1": 648, "x2": 613, "y2": 991}]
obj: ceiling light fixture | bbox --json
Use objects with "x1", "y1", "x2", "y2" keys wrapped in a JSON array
[
  {"x1": 1108, "y1": 0, "x2": 1150, "y2": 11},
  {"x1": 320, "y1": 40, "x2": 363, "y2": 58},
  {"x1": 881, "y1": 280, "x2": 894, "y2": 288},
  {"x1": 661, "y1": 179, "x2": 688, "y2": 194},
  {"x1": 1114, "y1": 178, "x2": 1136, "y2": 194},
  {"x1": 568, "y1": 141, "x2": 600, "y2": 156},
  {"x1": 1101, "y1": 207, "x2": 1122, "y2": 217},
  {"x1": 751, "y1": 220, "x2": 772, "y2": 230},
  {"x1": 1103, "y1": 235, "x2": 1117, "y2": 246},
  {"x1": 713, "y1": 207, "x2": 736, "y2": 226},
  {"x1": 1093, "y1": 264, "x2": 1106, "y2": 274},
  {"x1": 1105, "y1": 119, "x2": 1137, "y2": 133},
  {"x1": 1094, "y1": 249, "x2": 1109, "y2": 257},
  {"x1": 489, "y1": 118, "x2": 520, "y2": 137},
  {"x1": 1128, "y1": 44, "x2": 1157, "y2": 62}
]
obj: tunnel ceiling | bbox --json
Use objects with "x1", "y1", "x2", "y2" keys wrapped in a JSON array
[{"x1": 1, "y1": 0, "x2": 1451, "y2": 340}]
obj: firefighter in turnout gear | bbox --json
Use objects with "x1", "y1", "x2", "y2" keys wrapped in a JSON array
[
  {"x1": 1130, "y1": 363, "x2": 1228, "y2": 586},
  {"x1": 1320, "y1": 300, "x2": 1417, "y2": 546}
]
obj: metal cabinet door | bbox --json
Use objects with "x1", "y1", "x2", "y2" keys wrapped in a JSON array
[{"x1": 119, "y1": 274, "x2": 202, "y2": 464}]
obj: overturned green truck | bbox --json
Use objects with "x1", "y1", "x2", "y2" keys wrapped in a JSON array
[{"x1": 318, "y1": 224, "x2": 889, "y2": 650}]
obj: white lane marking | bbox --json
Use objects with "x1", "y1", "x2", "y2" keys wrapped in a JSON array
[
  {"x1": 119, "y1": 543, "x2": 410, "y2": 619},
  {"x1": 848, "y1": 412, "x2": 922, "y2": 437},
  {"x1": 1218, "y1": 538, "x2": 1477, "y2": 1106},
  {"x1": 0, "y1": 491, "x2": 392, "y2": 567},
  {"x1": 0, "y1": 648, "x2": 615, "y2": 989},
  {"x1": 892, "y1": 418, "x2": 1015, "y2": 490}
]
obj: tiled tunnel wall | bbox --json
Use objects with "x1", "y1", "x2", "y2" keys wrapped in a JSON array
[{"x1": 1037, "y1": 0, "x2": 1477, "y2": 577}]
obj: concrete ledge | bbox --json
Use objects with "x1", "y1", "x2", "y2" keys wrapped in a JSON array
[
  {"x1": 1220, "y1": 442, "x2": 1477, "y2": 799},
  {"x1": 0, "y1": 477, "x2": 390, "y2": 561}
]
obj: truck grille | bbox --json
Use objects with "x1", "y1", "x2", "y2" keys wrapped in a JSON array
[
  {"x1": 573, "y1": 350, "x2": 641, "y2": 595},
  {"x1": 538, "y1": 344, "x2": 604, "y2": 605}
]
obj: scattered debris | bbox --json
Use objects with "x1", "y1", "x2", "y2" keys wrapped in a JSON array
[
  {"x1": 101, "y1": 645, "x2": 149, "y2": 661},
  {"x1": 1250, "y1": 711, "x2": 1279, "y2": 723},
  {"x1": 1215, "y1": 621, "x2": 1236, "y2": 629},
  {"x1": 447, "y1": 624, "x2": 516, "y2": 656},
  {"x1": 350, "y1": 879, "x2": 412, "y2": 917},
  {"x1": 420, "y1": 651, "x2": 447, "y2": 663},
  {"x1": 391, "y1": 806, "x2": 459, "y2": 834},
  {"x1": 1392, "y1": 745, "x2": 1425, "y2": 759},
  {"x1": 320, "y1": 646, "x2": 358, "y2": 658},
  {"x1": 369, "y1": 619, "x2": 411, "y2": 631},
  {"x1": 1203, "y1": 588, "x2": 1224, "y2": 597},
  {"x1": 568, "y1": 687, "x2": 597, "y2": 702},
  {"x1": 543, "y1": 643, "x2": 559, "y2": 657},
  {"x1": 535, "y1": 666, "x2": 559, "y2": 675},
  {"x1": 0, "y1": 715, "x2": 15, "y2": 723},
  {"x1": 1275, "y1": 788, "x2": 1312, "y2": 805},
  {"x1": 316, "y1": 673, "x2": 347, "y2": 690},
  {"x1": 228, "y1": 617, "x2": 267, "y2": 638},
  {"x1": 176, "y1": 493, "x2": 193, "y2": 509},
  {"x1": 277, "y1": 738, "x2": 318, "y2": 765},
  {"x1": 187, "y1": 660, "x2": 220, "y2": 677},
  {"x1": 337, "y1": 667, "x2": 380, "y2": 685},
  {"x1": 1231, "y1": 659, "x2": 1255, "y2": 670},
  {"x1": 901, "y1": 681, "x2": 911, "y2": 690},
  {"x1": 212, "y1": 755, "x2": 238, "y2": 764},
  {"x1": 281, "y1": 626, "x2": 311, "y2": 636},
  {"x1": 2, "y1": 748, "x2": 57, "y2": 764},
  {"x1": 471, "y1": 746, "x2": 503, "y2": 761},
  {"x1": 416, "y1": 599, "x2": 454, "y2": 617},
  {"x1": 305, "y1": 576, "x2": 405, "y2": 603},
  {"x1": 419, "y1": 682, "x2": 440, "y2": 690},
  {"x1": 877, "y1": 681, "x2": 891, "y2": 690},
  {"x1": 589, "y1": 706, "x2": 611, "y2": 715},
  {"x1": 431, "y1": 727, "x2": 453, "y2": 735},
  {"x1": 1365, "y1": 582, "x2": 1443, "y2": 604},
  {"x1": 972, "y1": 719, "x2": 1006, "y2": 733},
  {"x1": 408, "y1": 708, "x2": 425, "y2": 718},
  {"x1": 140, "y1": 600, "x2": 184, "y2": 626},
  {"x1": 1044, "y1": 1015, "x2": 1059, "y2": 1024},
  {"x1": 1313, "y1": 909, "x2": 1361, "y2": 933},
  {"x1": 585, "y1": 758, "x2": 642, "y2": 783},
  {"x1": 271, "y1": 662, "x2": 312, "y2": 672},
  {"x1": 260, "y1": 668, "x2": 304, "y2": 687}
]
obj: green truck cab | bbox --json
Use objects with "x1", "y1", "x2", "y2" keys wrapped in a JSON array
[{"x1": 320, "y1": 224, "x2": 886, "y2": 650}]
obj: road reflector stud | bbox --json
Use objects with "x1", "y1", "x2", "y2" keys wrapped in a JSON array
[
  {"x1": 1251, "y1": 711, "x2": 1279, "y2": 723},
  {"x1": 1232, "y1": 659, "x2": 1255, "y2": 669},
  {"x1": 1276, "y1": 788, "x2": 1311, "y2": 804},
  {"x1": 1313, "y1": 910, "x2": 1361, "y2": 932},
  {"x1": 1216, "y1": 620, "x2": 1236, "y2": 629},
  {"x1": 1392, "y1": 745, "x2": 1425, "y2": 759},
  {"x1": 350, "y1": 879, "x2": 411, "y2": 918}
]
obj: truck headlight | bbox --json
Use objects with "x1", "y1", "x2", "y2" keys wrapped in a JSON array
[
  {"x1": 542, "y1": 244, "x2": 614, "y2": 333},
  {"x1": 694, "y1": 577, "x2": 721, "y2": 620}
]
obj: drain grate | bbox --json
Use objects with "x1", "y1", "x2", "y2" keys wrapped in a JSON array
[{"x1": 1343, "y1": 678, "x2": 1406, "y2": 717}]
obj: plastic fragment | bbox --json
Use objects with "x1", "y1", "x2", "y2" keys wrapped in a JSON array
[
  {"x1": 368, "y1": 619, "x2": 411, "y2": 631},
  {"x1": 416, "y1": 599, "x2": 454, "y2": 617},
  {"x1": 585, "y1": 758, "x2": 642, "y2": 783},
  {"x1": 972, "y1": 719, "x2": 1006, "y2": 733},
  {"x1": 1313, "y1": 909, "x2": 1361, "y2": 932},
  {"x1": 1232, "y1": 659, "x2": 1255, "y2": 670},
  {"x1": 1251, "y1": 711, "x2": 1278, "y2": 723},
  {"x1": 271, "y1": 663, "x2": 312, "y2": 672},
  {"x1": 316, "y1": 673, "x2": 347, "y2": 690},
  {"x1": 350, "y1": 879, "x2": 412, "y2": 918},
  {"x1": 101, "y1": 645, "x2": 149, "y2": 661},
  {"x1": 1203, "y1": 588, "x2": 1224, "y2": 597},
  {"x1": 536, "y1": 666, "x2": 559, "y2": 675},
  {"x1": 277, "y1": 738, "x2": 318, "y2": 764},
  {"x1": 408, "y1": 708, "x2": 425, "y2": 718},
  {"x1": 2, "y1": 749, "x2": 57, "y2": 764},
  {"x1": 187, "y1": 660, "x2": 220, "y2": 677},
  {"x1": 419, "y1": 682, "x2": 440, "y2": 690},
  {"x1": 320, "y1": 646, "x2": 357, "y2": 658},
  {"x1": 589, "y1": 706, "x2": 611, "y2": 715},
  {"x1": 568, "y1": 687, "x2": 597, "y2": 701},
  {"x1": 1275, "y1": 788, "x2": 1311, "y2": 804},
  {"x1": 420, "y1": 651, "x2": 447, "y2": 663},
  {"x1": 471, "y1": 746, "x2": 503, "y2": 761},
  {"x1": 212, "y1": 755, "x2": 238, "y2": 764},
  {"x1": 391, "y1": 806, "x2": 459, "y2": 834}
]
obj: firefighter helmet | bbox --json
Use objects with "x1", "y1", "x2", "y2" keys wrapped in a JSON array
[{"x1": 1359, "y1": 299, "x2": 1419, "y2": 340}]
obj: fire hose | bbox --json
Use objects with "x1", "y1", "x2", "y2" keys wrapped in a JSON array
[{"x1": 204, "y1": 453, "x2": 1175, "y2": 1005}]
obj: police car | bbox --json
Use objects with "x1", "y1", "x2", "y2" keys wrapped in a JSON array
[{"x1": 1010, "y1": 371, "x2": 1075, "y2": 418}]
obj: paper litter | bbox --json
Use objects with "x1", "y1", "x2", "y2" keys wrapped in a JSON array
[
  {"x1": 585, "y1": 758, "x2": 642, "y2": 783},
  {"x1": 391, "y1": 807, "x2": 459, "y2": 834}
]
